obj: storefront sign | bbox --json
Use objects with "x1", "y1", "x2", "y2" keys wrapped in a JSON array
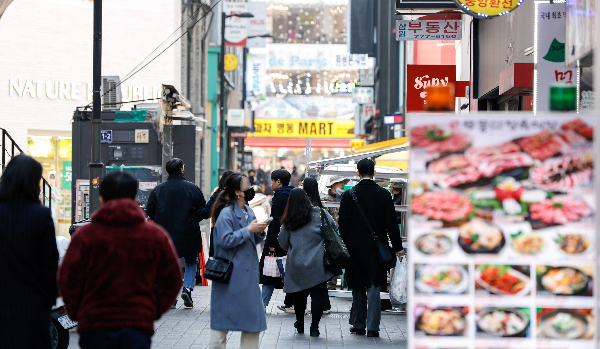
[
  {"x1": 396, "y1": 20, "x2": 461, "y2": 41},
  {"x1": 227, "y1": 109, "x2": 246, "y2": 127},
  {"x1": 251, "y1": 118, "x2": 354, "y2": 138},
  {"x1": 62, "y1": 161, "x2": 72, "y2": 189},
  {"x1": 230, "y1": 131, "x2": 247, "y2": 139},
  {"x1": 352, "y1": 87, "x2": 374, "y2": 104},
  {"x1": 224, "y1": 54, "x2": 238, "y2": 71},
  {"x1": 384, "y1": 114, "x2": 403, "y2": 125},
  {"x1": 100, "y1": 130, "x2": 112, "y2": 143},
  {"x1": 247, "y1": 2, "x2": 267, "y2": 48},
  {"x1": 359, "y1": 67, "x2": 375, "y2": 86},
  {"x1": 362, "y1": 104, "x2": 376, "y2": 119},
  {"x1": 535, "y1": 2, "x2": 577, "y2": 112},
  {"x1": 407, "y1": 112, "x2": 596, "y2": 349},
  {"x1": 334, "y1": 54, "x2": 368, "y2": 69},
  {"x1": 406, "y1": 65, "x2": 456, "y2": 112},
  {"x1": 267, "y1": 44, "x2": 357, "y2": 70},
  {"x1": 454, "y1": 0, "x2": 523, "y2": 18},
  {"x1": 224, "y1": 2, "x2": 248, "y2": 47},
  {"x1": 246, "y1": 54, "x2": 266, "y2": 100}
]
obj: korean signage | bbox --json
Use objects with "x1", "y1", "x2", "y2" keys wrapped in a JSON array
[
  {"x1": 246, "y1": 54, "x2": 266, "y2": 100},
  {"x1": 359, "y1": 68, "x2": 375, "y2": 86},
  {"x1": 362, "y1": 104, "x2": 376, "y2": 119},
  {"x1": 352, "y1": 87, "x2": 374, "y2": 104},
  {"x1": 224, "y1": 2, "x2": 248, "y2": 47},
  {"x1": 246, "y1": 2, "x2": 267, "y2": 48},
  {"x1": 454, "y1": 0, "x2": 523, "y2": 18},
  {"x1": 251, "y1": 119, "x2": 354, "y2": 138},
  {"x1": 334, "y1": 54, "x2": 368, "y2": 69},
  {"x1": 535, "y1": 2, "x2": 576, "y2": 112},
  {"x1": 396, "y1": 20, "x2": 461, "y2": 41},
  {"x1": 408, "y1": 113, "x2": 596, "y2": 349},
  {"x1": 406, "y1": 65, "x2": 456, "y2": 112},
  {"x1": 396, "y1": 0, "x2": 457, "y2": 9},
  {"x1": 62, "y1": 161, "x2": 72, "y2": 189}
]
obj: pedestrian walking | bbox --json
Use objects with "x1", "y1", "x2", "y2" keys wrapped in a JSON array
[
  {"x1": 322, "y1": 175, "x2": 350, "y2": 223},
  {"x1": 278, "y1": 188, "x2": 341, "y2": 337},
  {"x1": 210, "y1": 173, "x2": 268, "y2": 349},
  {"x1": 58, "y1": 172, "x2": 182, "y2": 349},
  {"x1": 205, "y1": 171, "x2": 234, "y2": 257},
  {"x1": 339, "y1": 159, "x2": 405, "y2": 338},
  {"x1": 0, "y1": 155, "x2": 59, "y2": 349},
  {"x1": 259, "y1": 169, "x2": 294, "y2": 311},
  {"x1": 146, "y1": 158, "x2": 206, "y2": 308},
  {"x1": 290, "y1": 165, "x2": 302, "y2": 187}
]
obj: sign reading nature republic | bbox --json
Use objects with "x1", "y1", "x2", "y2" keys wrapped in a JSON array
[{"x1": 407, "y1": 113, "x2": 596, "y2": 349}]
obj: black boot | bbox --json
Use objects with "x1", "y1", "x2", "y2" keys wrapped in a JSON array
[
  {"x1": 294, "y1": 321, "x2": 304, "y2": 334},
  {"x1": 310, "y1": 325, "x2": 320, "y2": 337}
]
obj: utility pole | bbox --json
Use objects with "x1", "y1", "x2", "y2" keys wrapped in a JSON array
[{"x1": 89, "y1": 0, "x2": 103, "y2": 214}]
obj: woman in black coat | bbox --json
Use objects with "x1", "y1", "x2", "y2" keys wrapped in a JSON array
[{"x1": 0, "y1": 155, "x2": 59, "y2": 349}]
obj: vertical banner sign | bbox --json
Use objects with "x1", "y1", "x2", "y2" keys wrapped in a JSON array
[
  {"x1": 62, "y1": 161, "x2": 72, "y2": 189},
  {"x1": 406, "y1": 65, "x2": 456, "y2": 112},
  {"x1": 247, "y1": 2, "x2": 267, "y2": 48},
  {"x1": 246, "y1": 54, "x2": 266, "y2": 100},
  {"x1": 407, "y1": 113, "x2": 596, "y2": 349},
  {"x1": 535, "y1": 2, "x2": 577, "y2": 112},
  {"x1": 224, "y1": 2, "x2": 248, "y2": 47}
]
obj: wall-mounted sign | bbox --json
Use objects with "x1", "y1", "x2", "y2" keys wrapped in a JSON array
[
  {"x1": 406, "y1": 65, "x2": 456, "y2": 112},
  {"x1": 62, "y1": 161, "x2": 72, "y2": 189},
  {"x1": 247, "y1": 2, "x2": 267, "y2": 48},
  {"x1": 359, "y1": 68, "x2": 375, "y2": 86},
  {"x1": 246, "y1": 54, "x2": 266, "y2": 100},
  {"x1": 224, "y1": 2, "x2": 248, "y2": 46},
  {"x1": 352, "y1": 87, "x2": 374, "y2": 104},
  {"x1": 100, "y1": 130, "x2": 112, "y2": 143},
  {"x1": 224, "y1": 53, "x2": 239, "y2": 71},
  {"x1": 396, "y1": 20, "x2": 462, "y2": 41},
  {"x1": 227, "y1": 109, "x2": 246, "y2": 127},
  {"x1": 230, "y1": 131, "x2": 247, "y2": 139},
  {"x1": 384, "y1": 114, "x2": 403, "y2": 125},
  {"x1": 135, "y1": 129, "x2": 149, "y2": 143},
  {"x1": 334, "y1": 54, "x2": 368, "y2": 69},
  {"x1": 362, "y1": 104, "x2": 376, "y2": 119},
  {"x1": 251, "y1": 118, "x2": 355, "y2": 138},
  {"x1": 267, "y1": 44, "x2": 357, "y2": 70},
  {"x1": 454, "y1": 0, "x2": 523, "y2": 19}
]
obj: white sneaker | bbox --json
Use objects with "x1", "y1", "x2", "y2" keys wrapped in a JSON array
[{"x1": 277, "y1": 305, "x2": 295, "y2": 313}]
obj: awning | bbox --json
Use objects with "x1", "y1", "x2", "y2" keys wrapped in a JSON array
[
  {"x1": 376, "y1": 150, "x2": 409, "y2": 170},
  {"x1": 244, "y1": 138, "x2": 352, "y2": 149},
  {"x1": 353, "y1": 137, "x2": 409, "y2": 154},
  {"x1": 353, "y1": 137, "x2": 410, "y2": 170}
]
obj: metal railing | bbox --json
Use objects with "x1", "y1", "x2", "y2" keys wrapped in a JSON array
[{"x1": 0, "y1": 128, "x2": 52, "y2": 209}]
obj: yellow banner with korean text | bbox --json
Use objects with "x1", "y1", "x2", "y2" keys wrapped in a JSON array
[{"x1": 249, "y1": 119, "x2": 355, "y2": 138}]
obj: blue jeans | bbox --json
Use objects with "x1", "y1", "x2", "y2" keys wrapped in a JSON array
[
  {"x1": 182, "y1": 255, "x2": 199, "y2": 289},
  {"x1": 79, "y1": 329, "x2": 151, "y2": 349},
  {"x1": 262, "y1": 285, "x2": 294, "y2": 307}
]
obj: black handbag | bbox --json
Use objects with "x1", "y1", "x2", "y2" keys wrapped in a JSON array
[
  {"x1": 204, "y1": 247, "x2": 239, "y2": 283},
  {"x1": 349, "y1": 188, "x2": 397, "y2": 270},
  {"x1": 319, "y1": 208, "x2": 350, "y2": 269}
]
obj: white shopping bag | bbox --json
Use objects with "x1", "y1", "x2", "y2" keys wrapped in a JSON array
[
  {"x1": 389, "y1": 257, "x2": 408, "y2": 306},
  {"x1": 263, "y1": 254, "x2": 280, "y2": 277}
]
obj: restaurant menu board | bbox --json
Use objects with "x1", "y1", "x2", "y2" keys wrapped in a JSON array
[{"x1": 407, "y1": 113, "x2": 596, "y2": 349}]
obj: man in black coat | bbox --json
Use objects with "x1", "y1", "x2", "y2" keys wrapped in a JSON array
[
  {"x1": 259, "y1": 169, "x2": 294, "y2": 312},
  {"x1": 146, "y1": 158, "x2": 206, "y2": 308},
  {"x1": 339, "y1": 159, "x2": 404, "y2": 338}
]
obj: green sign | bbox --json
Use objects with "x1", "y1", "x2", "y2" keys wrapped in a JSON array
[{"x1": 62, "y1": 161, "x2": 72, "y2": 189}]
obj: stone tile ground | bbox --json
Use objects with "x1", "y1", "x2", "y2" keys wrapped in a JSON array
[{"x1": 68, "y1": 287, "x2": 408, "y2": 349}]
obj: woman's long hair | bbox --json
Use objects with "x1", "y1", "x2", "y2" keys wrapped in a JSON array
[
  {"x1": 302, "y1": 177, "x2": 323, "y2": 208},
  {"x1": 280, "y1": 188, "x2": 313, "y2": 231},
  {"x1": 0, "y1": 155, "x2": 43, "y2": 203},
  {"x1": 211, "y1": 173, "x2": 245, "y2": 225},
  {"x1": 218, "y1": 170, "x2": 234, "y2": 191}
]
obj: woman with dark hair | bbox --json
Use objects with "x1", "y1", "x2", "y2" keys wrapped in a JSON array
[
  {"x1": 0, "y1": 155, "x2": 59, "y2": 349},
  {"x1": 301, "y1": 177, "x2": 323, "y2": 208},
  {"x1": 202, "y1": 170, "x2": 234, "y2": 257},
  {"x1": 209, "y1": 173, "x2": 268, "y2": 349},
  {"x1": 278, "y1": 188, "x2": 341, "y2": 337}
]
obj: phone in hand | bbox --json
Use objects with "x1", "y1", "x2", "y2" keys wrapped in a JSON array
[{"x1": 264, "y1": 217, "x2": 274, "y2": 224}]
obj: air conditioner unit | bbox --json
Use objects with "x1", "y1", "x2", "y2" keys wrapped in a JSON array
[{"x1": 101, "y1": 76, "x2": 121, "y2": 111}]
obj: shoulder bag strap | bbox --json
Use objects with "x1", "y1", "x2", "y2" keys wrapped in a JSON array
[{"x1": 349, "y1": 188, "x2": 379, "y2": 241}]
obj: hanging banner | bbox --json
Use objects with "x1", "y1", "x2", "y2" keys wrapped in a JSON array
[
  {"x1": 407, "y1": 113, "x2": 596, "y2": 349},
  {"x1": 224, "y1": 2, "x2": 248, "y2": 47},
  {"x1": 406, "y1": 65, "x2": 456, "y2": 112},
  {"x1": 396, "y1": 20, "x2": 462, "y2": 41},
  {"x1": 247, "y1": 2, "x2": 267, "y2": 48},
  {"x1": 251, "y1": 118, "x2": 354, "y2": 138},
  {"x1": 454, "y1": 0, "x2": 523, "y2": 19},
  {"x1": 566, "y1": 0, "x2": 595, "y2": 66},
  {"x1": 535, "y1": 2, "x2": 577, "y2": 112},
  {"x1": 246, "y1": 54, "x2": 266, "y2": 100}
]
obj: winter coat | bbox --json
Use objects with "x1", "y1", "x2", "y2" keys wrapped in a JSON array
[
  {"x1": 259, "y1": 185, "x2": 293, "y2": 286},
  {"x1": 146, "y1": 173, "x2": 207, "y2": 257},
  {"x1": 338, "y1": 179, "x2": 403, "y2": 289},
  {"x1": 278, "y1": 207, "x2": 341, "y2": 293},
  {"x1": 0, "y1": 200, "x2": 58, "y2": 349},
  {"x1": 323, "y1": 190, "x2": 340, "y2": 224},
  {"x1": 58, "y1": 198, "x2": 182, "y2": 334},
  {"x1": 211, "y1": 204, "x2": 267, "y2": 333}
]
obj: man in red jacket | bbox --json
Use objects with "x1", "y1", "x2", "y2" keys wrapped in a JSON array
[{"x1": 58, "y1": 172, "x2": 182, "y2": 349}]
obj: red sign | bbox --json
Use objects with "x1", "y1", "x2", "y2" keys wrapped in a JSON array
[{"x1": 406, "y1": 65, "x2": 456, "y2": 112}]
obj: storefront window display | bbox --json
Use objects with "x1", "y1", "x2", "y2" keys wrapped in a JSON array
[
  {"x1": 269, "y1": 3, "x2": 348, "y2": 44},
  {"x1": 268, "y1": 70, "x2": 359, "y2": 96},
  {"x1": 27, "y1": 135, "x2": 73, "y2": 238},
  {"x1": 249, "y1": 147, "x2": 346, "y2": 173}
]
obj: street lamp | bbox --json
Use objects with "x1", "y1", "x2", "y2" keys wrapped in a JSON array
[{"x1": 219, "y1": 12, "x2": 254, "y2": 174}]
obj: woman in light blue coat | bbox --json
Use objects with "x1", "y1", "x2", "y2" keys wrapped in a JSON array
[{"x1": 210, "y1": 173, "x2": 269, "y2": 349}]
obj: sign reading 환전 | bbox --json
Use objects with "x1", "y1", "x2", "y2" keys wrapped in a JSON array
[
  {"x1": 396, "y1": 20, "x2": 461, "y2": 41},
  {"x1": 251, "y1": 119, "x2": 354, "y2": 138},
  {"x1": 453, "y1": 0, "x2": 523, "y2": 18}
]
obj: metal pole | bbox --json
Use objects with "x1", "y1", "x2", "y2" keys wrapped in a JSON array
[
  {"x1": 2, "y1": 130, "x2": 5, "y2": 171},
  {"x1": 219, "y1": 12, "x2": 226, "y2": 173},
  {"x1": 89, "y1": 0, "x2": 103, "y2": 214},
  {"x1": 242, "y1": 47, "x2": 247, "y2": 109}
]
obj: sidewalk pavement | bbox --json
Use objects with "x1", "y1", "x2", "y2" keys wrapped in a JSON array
[{"x1": 68, "y1": 286, "x2": 408, "y2": 349}]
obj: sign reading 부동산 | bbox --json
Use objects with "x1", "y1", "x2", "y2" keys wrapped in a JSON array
[
  {"x1": 407, "y1": 113, "x2": 596, "y2": 349},
  {"x1": 396, "y1": 20, "x2": 461, "y2": 41}
]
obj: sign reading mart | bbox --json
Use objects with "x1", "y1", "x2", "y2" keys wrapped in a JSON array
[{"x1": 250, "y1": 119, "x2": 355, "y2": 138}]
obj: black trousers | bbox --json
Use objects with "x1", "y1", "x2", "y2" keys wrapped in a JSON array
[
  {"x1": 80, "y1": 329, "x2": 151, "y2": 349},
  {"x1": 294, "y1": 282, "x2": 327, "y2": 330}
]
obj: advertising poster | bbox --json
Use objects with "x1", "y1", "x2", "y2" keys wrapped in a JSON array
[
  {"x1": 223, "y1": 2, "x2": 248, "y2": 47},
  {"x1": 406, "y1": 65, "x2": 456, "y2": 112},
  {"x1": 407, "y1": 113, "x2": 596, "y2": 349},
  {"x1": 246, "y1": 2, "x2": 266, "y2": 48}
]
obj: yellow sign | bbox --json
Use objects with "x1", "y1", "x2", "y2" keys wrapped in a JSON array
[
  {"x1": 454, "y1": 0, "x2": 522, "y2": 18},
  {"x1": 350, "y1": 140, "x2": 365, "y2": 149},
  {"x1": 250, "y1": 119, "x2": 355, "y2": 138},
  {"x1": 224, "y1": 53, "x2": 238, "y2": 71}
]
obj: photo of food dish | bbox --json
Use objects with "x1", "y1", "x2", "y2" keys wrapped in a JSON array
[
  {"x1": 511, "y1": 231, "x2": 545, "y2": 255},
  {"x1": 537, "y1": 266, "x2": 593, "y2": 297},
  {"x1": 556, "y1": 233, "x2": 592, "y2": 255},
  {"x1": 476, "y1": 307, "x2": 530, "y2": 337},
  {"x1": 412, "y1": 190, "x2": 474, "y2": 225},
  {"x1": 415, "y1": 264, "x2": 468, "y2": 294},
  {"x1": 475, "y1": 265, "x2": 530, "y2": 296},
  {"x1": 530, "y1": 154, "x2": 593, "y2": 192},
  {"x1": 529, "y1": 195, "x2": 592, "y2": 226},
  {"x1": 517, "y1": 130, "x2": 568, "y2": 161},
  {"x1": 458, "y1": 218, "x2": 505, "y2": 254},
  {"x1": 411, "y1": 124, "x2": 472, "y2": 154},
  {"x1": 562, "y1": 118, "x2": 593, "y2": 140},
  {"x1": 415, "y1": 232, "x2": 452, "y2": 255},
  {"x1": 537, "y1": 308, "x2": 593, "y2": 339},
  {"x1": 414, "y1": 306, "x2": 468, "y2": 337}
]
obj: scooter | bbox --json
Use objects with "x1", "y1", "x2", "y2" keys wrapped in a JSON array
[{"x1": 50, "y1": 236, "x2": 78, "y2": 349}]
